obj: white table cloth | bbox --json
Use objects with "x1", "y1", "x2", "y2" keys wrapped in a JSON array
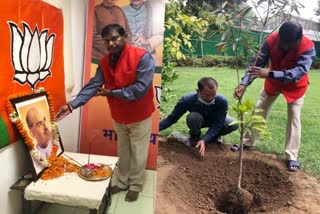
[{"x1": 25, "y1": 152, "x2": 118, "y2": 209}]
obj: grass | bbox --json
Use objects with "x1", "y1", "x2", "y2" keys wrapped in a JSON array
[{"x1": 160, "y1": 66, "x2": 320, "y2": 179}]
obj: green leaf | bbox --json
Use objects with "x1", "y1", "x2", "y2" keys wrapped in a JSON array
[
  {"x1": 176, "y1": 51, "x2": 183, "y2": 60},
  {"x1": 229, "y1": 120, "x2": 242, "y2": 126},
  {"x1": 253, "y1": 126, "x2": 267, "y2": 132},
  {"x1": 172, "y1": 41, "x2": 177, "y2": 47},
  {"x1": 221, "y1": 1, "x2": 228, "y2": 9},
  {"x1": 232, "y1": 43, "x2": 237, "y2": 52},
  {"x1": 221, "y1": 31, "x2": 227, "y2": 41},
  {"x1": 215, "y1": 42, "x2": 228, "y2": 47},
  {"x1": 240, "y1": 6, "x2": 252, "y2": 18},
  {"x1": 0, "y1": 116, "x2": 10, "y2": 149}
]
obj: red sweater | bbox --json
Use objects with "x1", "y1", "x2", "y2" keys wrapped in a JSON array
[
  {"x1": 264, "y1": 33, "x2": 314, "y2": 103},
  {"x1": 100, "y1": 44, "x2": 155, "y2": 124}
]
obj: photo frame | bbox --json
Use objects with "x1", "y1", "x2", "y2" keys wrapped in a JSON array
[{"x1": 7, "y1": 89, "x2": 64, "y2": 181}]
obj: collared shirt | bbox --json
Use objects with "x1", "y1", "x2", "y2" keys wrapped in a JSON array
[
  {"x1": 159, "y1": 92, "x2": 228, "y2": 143},
  {"x1": 92, "y1": 3, "x2": 131, "y2": 59},
  {"x1": 70, "y1": 52, "x2": 154, "y2": 108},
  {"x1": 241, "y1": 41, "x2": 316, "y2": 86},
  {"x1": 36, "y1": 138, "x2": 53, "y2": 159},
  {"x1": 122, "y1": 3, "x2": 147, "y2": 39},
  {"x1": 122, "y1": 1, "x2": 164, "y2": 66}
]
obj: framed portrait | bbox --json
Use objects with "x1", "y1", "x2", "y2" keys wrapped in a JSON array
[{"x1": 7, "y1": 90, "x2": 64, "y2": 180}]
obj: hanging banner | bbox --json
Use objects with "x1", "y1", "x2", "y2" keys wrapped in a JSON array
[
  {"x1": 0, "y1": 0, "x2": 66, "y2": 149},
  {"x1": 80, "y1": 0, "x2": 165, "y2": 169}
]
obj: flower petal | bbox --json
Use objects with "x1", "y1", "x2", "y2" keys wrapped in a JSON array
[
  {"x1": 27, "y1": 73, "x2": 39, "y2": 86},
  {"x1": 39, "y1": 30, "x2": 48, "y2": 70},
  {"x1": 7, "y1": 22, "x2": 24, "y2": 72},
  {"x1": 28, "y1": 26, "x2": 41, "y2": 73},
  {"x1": 154, "y1": 86, "x2": 161, "y2": 109},
  {"x1": 39, "y1": 70, "x2": 51, "y2": 80},
  {"x1": 44, "y1": 34, "x2": 55, "y2": 70},
  {"x1": 14, "y1": 73, "x2": 27, "y2": 83},
  {"x1": 21, "y1": 23, "x2": 33, "y2": 72}
]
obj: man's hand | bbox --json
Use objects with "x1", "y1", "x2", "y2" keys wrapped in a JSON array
[
  {"x1": 234, "y1": 85, "x2": 246, "y2": 100},
  {"x1": 95, "y1": 87, "x2": 112, "y2": 96},
  {"x1": 196, "y1": 140, "x2": 205, "y2": 157},
  {"x1": 132, "y1": 32, "x2": 150, "y2": 49},
  {"x1": 248, "y1": 66, "x2": 269, "y2": 79},
  {"x1": 55, "y1": 105, "x2": 72, "y2": 121}
]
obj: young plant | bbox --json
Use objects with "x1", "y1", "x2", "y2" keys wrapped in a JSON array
[{"x1": 215, "y1": 0, "x2": 302, "y2": 212}]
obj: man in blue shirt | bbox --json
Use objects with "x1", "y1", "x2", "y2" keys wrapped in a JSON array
[
  {"x1": 122, "y1": 0, "x2": 164, "y2": 66},
  {"x1": 160, "y1": 77, "x2": 238, "y2": 156}
]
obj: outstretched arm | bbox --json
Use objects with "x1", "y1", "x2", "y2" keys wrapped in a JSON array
[
  {"x1": 159, "y1": 96, "x2": 189, "y2": 131},
  {"x1": 267, "y1": 47, "x2": 316, "y2": 83},
  {"x1": 55, "y1": 66, "x2": 104, "y2": 121},
  {"x1": 234, "y1": 41, "x2": 270, "y2": 99}
]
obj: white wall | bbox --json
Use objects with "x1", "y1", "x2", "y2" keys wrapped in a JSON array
[
  {"x1": 56, "y1": 0, "x2": 88, "y2": 153},
  {"x1": 1, "y1": 0, "x2": 88, "y2": 213},
  {"x1": 1, "y1": 141, "x2": 31, "y2": 214}
]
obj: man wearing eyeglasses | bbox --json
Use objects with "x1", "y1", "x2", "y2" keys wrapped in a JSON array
[
  {"x1": 159, "y1": 77, "x2": 238, "y2": 157},
  {"x1": 56, "y1": 24, "x2": 155, "y2": 202},
  {"x1": 26, "y1": 107, "x2": 53, "y2": 159}
]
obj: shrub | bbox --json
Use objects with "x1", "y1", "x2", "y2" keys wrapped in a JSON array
[{"x1": 173, "y1": 55, "x2": 247, "y2": 68}]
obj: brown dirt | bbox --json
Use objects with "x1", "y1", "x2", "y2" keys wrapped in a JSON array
[
  {"x1": 156, "y1": 138, "x2": 320, "y2": 214},
  {"x1": 218, "y1": 188, "x2": 253, "y2": 214}
]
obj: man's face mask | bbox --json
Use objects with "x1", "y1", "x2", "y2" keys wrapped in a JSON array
[
  {"x1": 197, "y1": 86, "x2": 216, "y2": 106},
  {"x1": 198, "y1": 96, "x2": 215, "y2": 106}
]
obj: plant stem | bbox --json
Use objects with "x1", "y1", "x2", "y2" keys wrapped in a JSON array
[{"x1": 237, "y1": 116, "x2": 244, "y2": 190}]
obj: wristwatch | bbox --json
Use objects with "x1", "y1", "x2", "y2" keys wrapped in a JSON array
[
  {"x1": 268, "y1": 71, "x2": 274, "y2": 79},
  {"x1": 67, "y1": 103, "x2": 74, "y2": 112}
]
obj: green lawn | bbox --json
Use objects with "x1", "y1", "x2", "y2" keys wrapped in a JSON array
[{"x1": 160, "y1": 66, "x2": 320, "y2": 179}]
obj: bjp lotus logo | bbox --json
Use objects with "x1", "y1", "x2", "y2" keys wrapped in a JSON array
[
  {"x1": 154, "y1": 86, "x2": 161, "y2": 109},
  {"x1": 8, "y1": 22, "x2": 56, "y2": 90}
]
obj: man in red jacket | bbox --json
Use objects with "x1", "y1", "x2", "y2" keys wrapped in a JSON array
[
  {"x1": 56, "y1": 24, "x2": 155, "y2": 202},
  {"x1": 233, "y1": 21, "x2": 316, "y2": 172}
]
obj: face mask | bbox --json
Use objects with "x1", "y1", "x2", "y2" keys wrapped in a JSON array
[{"x1": 198, "y1": 96, "x2": 215, "y2": 106}]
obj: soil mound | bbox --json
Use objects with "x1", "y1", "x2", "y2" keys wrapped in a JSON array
[
  {"x1": 156, "y1": 139, "x2": 320, "y2": 214},
  {"x1": 218, "y1": 188, "x2": 253, "y2": 214}
]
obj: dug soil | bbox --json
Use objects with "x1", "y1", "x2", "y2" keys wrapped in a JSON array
[{"x1": 156, "y1": 138, "x2": 320, "y2": 214}]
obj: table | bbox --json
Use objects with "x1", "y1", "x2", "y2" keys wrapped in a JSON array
[{"x1": 13, "y1": 152, "x2": 118, "y2": 214}]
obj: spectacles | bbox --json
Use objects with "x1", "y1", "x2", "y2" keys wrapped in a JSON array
[{"x1": 103, "y1": 35, "x2": 121, "y2": 44}]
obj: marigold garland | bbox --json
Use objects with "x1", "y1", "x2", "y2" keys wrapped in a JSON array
[
  {"x1": 6, "y1": 91, "x2": 36, "y2": 150},
  {"x1": 41, "y1": 154, "x2": 80, "y2": 180},
  {"x1": 6, "y1": 88, "x2": 80, "y2": 180}
]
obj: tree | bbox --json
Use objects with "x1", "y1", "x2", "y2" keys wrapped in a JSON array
[
  {"x1": 161, "y1": 0, "x2": 211, "y2": 103},
  {"x1": 316, "y1": 0, "x2": 320, "y2": 16},
  {"x1": 179, "y1": 0, "x2": 248, "y2": 16},
  {"x1": 215, "y1": 0, "x2": 303, "y2": 212}
]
